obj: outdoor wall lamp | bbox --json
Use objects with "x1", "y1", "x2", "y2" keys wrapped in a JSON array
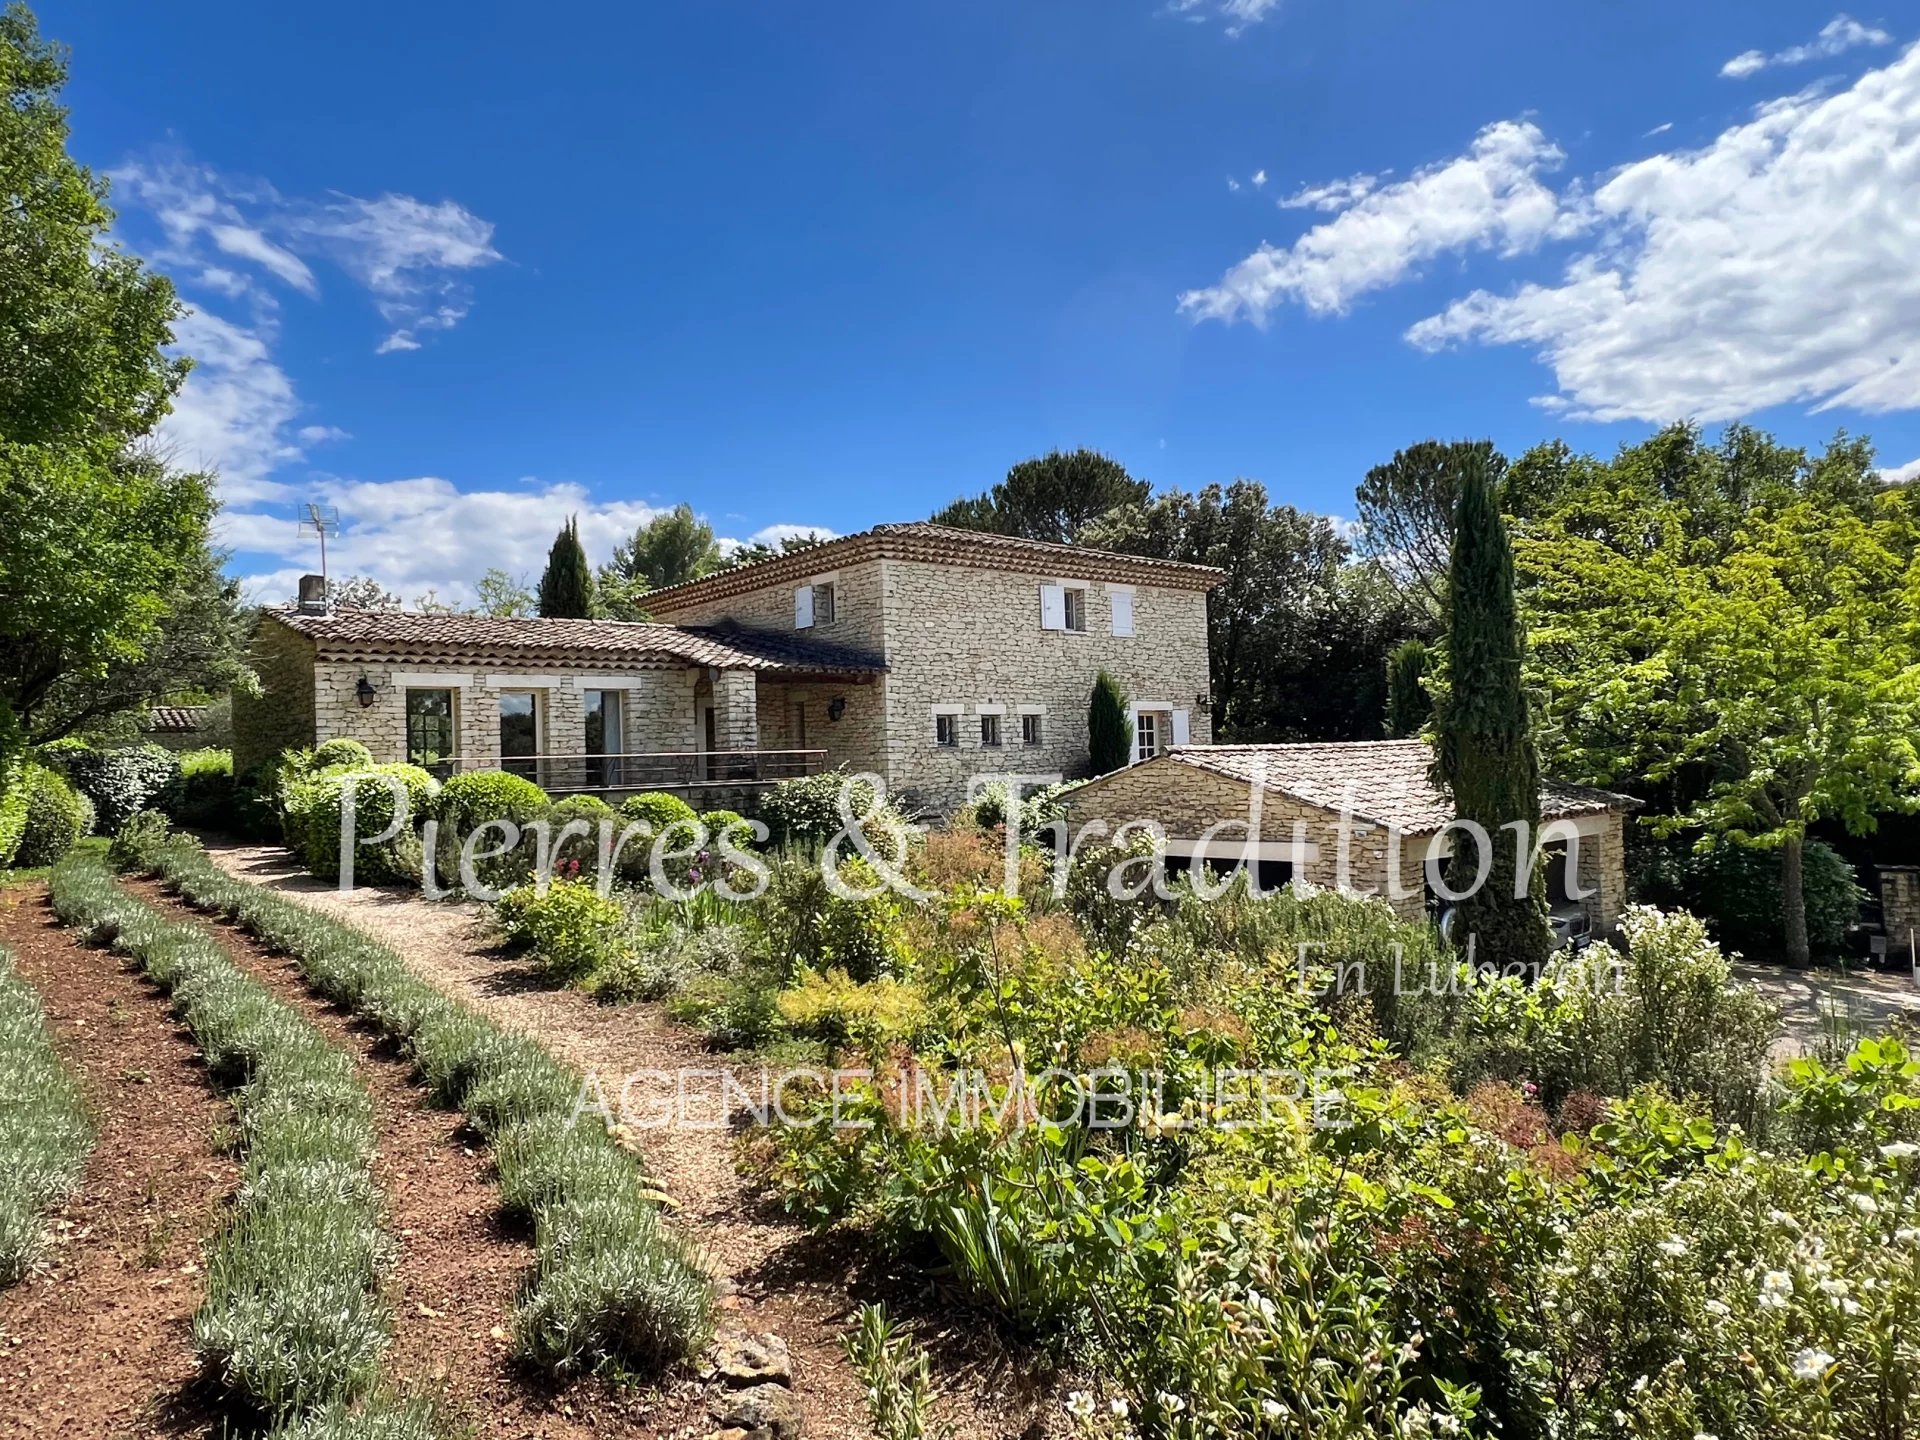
[
  {"x1": 827, "y1": 695, "x2": 848, "y2": 722},
  {"x1": 1195, "y1": 692, "x2": 1213, "y2": 717},
  {"x1": 355, "y1": 675, "x2": 377, "y2": 708}
]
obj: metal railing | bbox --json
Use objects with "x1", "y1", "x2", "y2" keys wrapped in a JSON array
[{"x1": 438, "y1": 749, "x2": 828, "y2": 794}]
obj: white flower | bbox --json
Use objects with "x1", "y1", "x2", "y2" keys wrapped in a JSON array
[
  {"x1": 1631, "y1": 1374, "x2": 1649, "y2": 1393},
  {"x1": 1767, "y1": 1209, "x2": 1800, "y2": 1231},
  {"x1": 1696, "y1": 1433, "x2": 1718, "y2": 1440},
  {"x1": 1881, "y1": 1141, "x2": 1918, "y2": 1160},
  {"x1": 1759, "y1": 1270, "x2": 1793, "y2": 1309},
  {"x1": 1704, "y1": 1299, "x2": 1730, "y2": 1317},
  {"x1": 1613, "y1": 1411, "x2": 1629, "y2": 1428},
  {"x1": 1262, "y1": 1399, "x2": 1283, "y2": 1419},
  {"x1": 1897, "y1": 1227, "x2": 1920, "y2": 1245},
  {"x1": 1819, "y1": 1278, "x2": 1850, "y2": 1297},
  {"x1": 1064, "y1": 1391, "x2": 1095, "y2": 1420},
  {"x1": 1158, "y1": 1392, "x2": 1186, "y2": 1416},
  {"x1": 1110, "y1": 1399, "x2": 1130, "y2": 1418},
  {"x1": 1792, "y1": 1347, "x2": 1836, "y2": 1382},
  {"x1": 1850, "y1": 1192, "x2": 1878, "y2": 1216},
  {"x1": 1657, "y1": 1235, "x2": 1688, "y2": 1258}
]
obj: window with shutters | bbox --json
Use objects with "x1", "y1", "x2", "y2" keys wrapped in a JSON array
[
  {"x1": 1062, "y1": 586, "x2": 1087, "y2": 632},
  {"x1": 1109, "y1": 587, "x2": 1135, "y2": 637},
  {"x1": 813, "y1": 582, "x2": 836, "y2": 624}
]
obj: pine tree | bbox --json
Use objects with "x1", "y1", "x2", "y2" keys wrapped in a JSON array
[
  {"x1": 537, "y1": 516, "x2": 595, "y2": 619},
  {"x1": 1385, "y1": 638, "x2": 1433, "y2": 738},
  {"x1": 1432, "y1": 449, "x2": 1552, "y2": 968},
  {"x1": 1088, "y1": 671, "x2": 1132, "y2": 775}
]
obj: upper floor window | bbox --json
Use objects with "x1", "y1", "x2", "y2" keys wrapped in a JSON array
[
  {"x1": 935, "y1": 712, "x2": 959, "y2": 747},
  {"x1": 1109, "y1": 587, "x2": 1134, "y2": 637},
  {"x1": 1040, "y1": 583, "x2": 1088, "y2": 633},
  {"x1": 794, "y1": 578, "x2": 838, "y2": 629},
  {"x1": 1135, "y1": 710, "x2": 1160, "y2": 765},
  {"x1": 980, "y1": 713, "x2": 1002, "y2": 748},
  {"x1": 1021, "y1": 712, "x2": 1043, "y2": 746},
  {"x1": 814, "y1": 582, "x2": 836, "y2": 625}
]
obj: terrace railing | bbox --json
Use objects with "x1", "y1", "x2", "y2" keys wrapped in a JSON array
[{"x1": 441, "y1": 749, "x2": 827, "y2": 795}]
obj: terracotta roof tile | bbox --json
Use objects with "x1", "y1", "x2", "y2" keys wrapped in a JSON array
[
  {"x1": 267, "y1": 609, "x2": 887, "y2": 675},
  {"x1": 1159, "y1": 740, "x2": 1638, "y2": 833},
  {"x1": 142, "y1": 705, "x2": 208, "y2": 733},
  {"x1": 643, "y1": 521, "x2": 1226, "y2": 613}
]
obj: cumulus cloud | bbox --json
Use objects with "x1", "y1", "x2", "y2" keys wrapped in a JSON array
[
  {"x1": 1166, "y1": 0, "x2": 1281, "y2": 36},
  {"x1": 1406, "y1": 43, "x2": 1920, "y2": 421},
  {"x1": 1179, "y1": 121, "x2": 1571, "y2": 323},
  {"x1": 157, "y1": 308, "x2": 303, "y2": 504},
  {"x1": 1881, "y1": 458, "x2": 1920, "y2": 484},
  {"x1": 1720, "y1": 14, "x2": 1891, "y2": 78},
  {"x1": 1276, "y1": 171, "x2": 1380, "y2": 211}
]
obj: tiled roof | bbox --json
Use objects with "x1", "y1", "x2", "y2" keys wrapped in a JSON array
[
  {"x1": 142, "y1": 705, "x2": 208, "y2": 733},
  {"x1": 643, "y1": 521, "x2": 1227, "y2": 613},
  {"x1": 266, "y1": 609, "x2": 888, "y2": 675},
  {"x1": 1157, "y1": 740, "x2": 1639, "y2": 833}
]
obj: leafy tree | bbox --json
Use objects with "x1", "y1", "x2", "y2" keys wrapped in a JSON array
[
  {"x1": 605, "y1": 505, "x2": 721, "y2": 591},
  {"x1": 715, "y1": 529, "x2": 833, "y2": 571},
  {"x1": 1433, "y1": 447, "x2": 1551, "y2": 969},
  {"x1": 1519, "y1": 425, "x2": 1920, "y2": 966},
  {"x1": 474, "y1": 568, "x2": 536, "y2": 617},
  {"x1": 537, "y1": 516, "x2": 594, "y2": 618},
  {"x1": 0, "y1": 7, "x2": 206, "y2": 799},
  {"x1": 1385, "y1": 638, "x2": 1432, "y2": 739},
  {"x1": 319, "y1": 574, "x2": 402, "y2": 611},
  {"x1": 26, "y1": 538, "x2": 254, "y2": 743},
  {"x1": 933, "y1": 449, "x2": 1150, "y2": 544},
  {"x1": 1087, "y1": 481, "x2": 1423, "y2": 741},
  {"x1": 1355, "y1": 440, "x2": 1507, "y2": 611},
  {"x1": 1088, "y1": 671, "x2": 1131, "y2": 776}
]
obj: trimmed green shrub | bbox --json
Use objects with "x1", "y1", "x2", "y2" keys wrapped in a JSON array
[
  {"x1": 0, "y1": 948, "x2": 93, "y2": 1283},
  {"x1": 618, "y1": 791, "x2": 698, "y2": 833},
  {"x1": 1634, "y1": 836, "x2": 1862, "y2": 958},
  {"x1": 312, "y1": 738, "x2": 375, "y2": 771},
  {"x1": 543, "y1": 794, "x2": 620, "y2": 871},
  {"x1": 14, "y1": 764, "x2": 87, "y2": 868},
  {"x1": 431, "y1": 770, "x2": 550, "y2": 889},
  {"x1": 759, "y1": 770, "x2": 888, "y2": 849},
  {"x1": 170, "y1": 747, "x2": 236, "y2": 829},
  {"x1": 0, "y1": 713, "x2": 28, "y2": 869},
  {"x1": 50, "y1": 742, "x2": 181, "y2": 834},
  {"x1": 699, "y1": 808, "x2": 750, "y2": 842},
  {"x1": 302, "y1": 765, "x2": 438, "y2": 884},
  {"x1": 495, "y1": 880, "x2": 630, "y2": 984},
  {"x1": 109, "y1": 809, "x2": 175, "y2": 873}
]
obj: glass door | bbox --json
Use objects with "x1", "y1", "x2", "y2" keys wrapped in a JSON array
[
  {"x1": 499, "y1": 691, "x2": 539, "y2": 781},
  {"x1": 583, "y1": 689, "x2": 624, "y2": 788}
]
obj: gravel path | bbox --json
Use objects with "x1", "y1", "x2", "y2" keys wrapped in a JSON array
[
  {"x1": 1731, "y1": 959, "x2": 1920, "y2": 1059},
  {"x1": 198, "y1": 839, "x2": 1049, "y2": 1440}
]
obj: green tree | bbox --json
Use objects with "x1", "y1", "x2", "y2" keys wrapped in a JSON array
[
  {"x1": 1087, "y1": 481, "x2": 1423, "y2": 740},
  {"x1": 933, "y1": 449, "x2": 1150, "y2": 544},
  {"x1": 320, "y1": 574, "x2": 402, "y2": 611},
  {"x1": 1385, "y1": 638, "x2": 1432, "y2": 739},
  {"x1": 474, "y1": 568, "x2": 535, "y2": 617},
  {"x1": 604, "y1": 504, "x2": 721, "y2": 592},
  {"x1": 1519, "y1": 426, "x2": 1920, "y2": 966},
  {"x1": 537, "y1": 516, "x2": 594, "y2": 618},
  {"x1": 1088, "y1": 671, "x2": 1131, "y2": 776},
  {"x1": 1433, "y1": 448, "x2": 1551, "y2": 968},
  {"x1": 715, "y1": 529, "x2": 833, "y2": 571},
  {"x1": 0, "y1": 4, "x2": 207, "y2": 832},
  {"x1": 1355, "y1": 440, "x2": 1507, "y2": 611}
]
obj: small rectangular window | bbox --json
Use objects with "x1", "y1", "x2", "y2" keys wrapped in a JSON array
[
  {"x1": 814, "y1": 582, "x2": 836, "y2": 625},
  {"x1": 405, "y1": 688, "x2": 455, "y2": 776},
  {"x1": 935, "y1": 713, "x2": 959, "y2": 747},
  {"x1": 1021, "y1": 712, "x2": 1042, "y2": 746},
  {"x1": 1063, "y1": 587, "x2": 1087, "y2": 632},
  {"x1": 1135, "y1": 711, "x2": 1159, "y2": 765},
  {"x1": 980, "y1": 713, "x2": 1002, "y2": 748}
]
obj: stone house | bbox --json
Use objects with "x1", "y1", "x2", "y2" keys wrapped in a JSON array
[
  {"x1": 1062, "y1": 740, "x2": 1638, "y2": 933},
  {"x1": 234, "y1": 523, "x2": 1223, "y2": 813}
]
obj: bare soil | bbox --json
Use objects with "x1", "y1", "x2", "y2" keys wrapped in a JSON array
[
  {"x1": 198, "y1": 839, "x2": 1059, "y2": 1440},
  {"x1": 0, "y1": 885, "x2": 235, "y2": 1440}
]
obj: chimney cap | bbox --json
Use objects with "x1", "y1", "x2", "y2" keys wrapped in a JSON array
[{"x1": 296, "y1": 574, "x2": 328, "y2": 613}]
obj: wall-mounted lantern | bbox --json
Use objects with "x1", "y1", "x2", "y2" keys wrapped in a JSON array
[
  {"x1": 1195, "y1": 692, "x2": 1213, "y2": 717},
  {"x1": 355, "y1": 675, "x2": 378, "y2": 708},
  {"x1": 827, "y1": 695, "x2": 848, "y2": 722}
]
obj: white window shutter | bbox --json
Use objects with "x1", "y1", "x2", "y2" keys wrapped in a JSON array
[
  {"x1": 1110, "y1": 589, "x2": 1135, "y2": 637},
  {"x1": 1039, "y1": 583, "x2": 1065, "y2": 631},
  {"x1": 1171, "y1": 708, "x2": 1191, "y2": 746},
  {"x1": 794, "y1": 585, "x2": 814, "y2": 630}
]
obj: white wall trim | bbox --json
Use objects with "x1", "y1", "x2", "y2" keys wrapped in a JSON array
[
  {"x1": 974, "y1": 702, "x2": 1006, "y2": 716},
  {"x1": 575, "y1": 675, "x2": 656, "y2": 691},
  {"x1": 1163, "y1": 836, "x2": 1320, "y2": 865},
  {"x1": 930, "y1": 702, "x2": 964, "y2": 716},
  {"x1": 1016, "y1": 702, "x2": 1047, "y2": 714},
  {"x1": 391, "y1": 671, "x2": 475, "y2": 689},
  {"x1": 487, "y1": 674, "x2": 569, "y2": 689}
]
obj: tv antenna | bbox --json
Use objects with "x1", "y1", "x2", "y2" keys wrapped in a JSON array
[{"x1": 297, "y1": 502, "x2": 342, "y2": 601}]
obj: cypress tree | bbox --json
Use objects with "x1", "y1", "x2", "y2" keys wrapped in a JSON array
[
  {"x1": 1385, "y1": 638, "x2": 1432, "y2": 738},
  {"x1": 537, "y1": 516, "x2": 595, "y2": 619},
  {"x1": 1088, "y1": 670, "x2": 1132, "y2": 776},
  {"x1": 1431, "y1": 447, "x2": 1552, "y2": 968}
]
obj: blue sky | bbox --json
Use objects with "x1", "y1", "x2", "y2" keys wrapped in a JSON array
[{"x1": 43, "y1": 0, "x2": 1920, "y2": 603}]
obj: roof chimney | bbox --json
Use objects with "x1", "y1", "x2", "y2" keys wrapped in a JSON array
[{"x1": 296, "y1": 574, "x2": 329, "y2": 614}]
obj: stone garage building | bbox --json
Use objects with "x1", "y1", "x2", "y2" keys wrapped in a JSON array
[{"x1": 1062, "y1": 740, "x2": 1638, "y2": 933}]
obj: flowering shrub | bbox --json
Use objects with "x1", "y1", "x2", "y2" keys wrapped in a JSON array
[{"x1": 495, "y1": 879, "x2": 630, "y2": 984}]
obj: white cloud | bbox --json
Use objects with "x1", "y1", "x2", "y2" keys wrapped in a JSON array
[
  {"x1": 1166, "y1": 0, "x2": 1281, "y2": 35},
  {"x1": 1644, "y1": 121, "x2": 1674, "y2": 138},
  {"x1": 1276, "y1": 171, "x2": 1380, "y2": 211},
  {"x1": 158, "y1": 308, "x2": 302, "y2": 504},
  {"x1": 1881, "y1": 458, "x2": 1920, "y2": 484},
  {"x1": 1179, "y1": 121, "x2": 1570, "y2": 324},
  {"x1": 297, "y1": 424, "x2": 351, "y2": 445},
  {"x1": 112, "y1": 150, "x2": 502, "y2": 354},
  {"x1": 1721, "y1": 14, "x2": 1891, "y2": 78},
  {"x1": 1250, "y1": 168, "x2": 1268, "y2": 188},
  {"x1": 1226, "y1": 176, "x2": 1242, "y2": 192},
  {"x1": 1406, "y1": 43, "x2": 1920, "y2": 421}
]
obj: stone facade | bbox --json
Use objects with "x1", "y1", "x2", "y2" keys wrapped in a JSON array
[
  {"x1": 233, "y1": 622, "x2": 319, "y2": 776},
  {"x1": 1878, "y1": 866, "x2": 1920, "y2": 954},
  {"x1": 652, "y1": 553, "x2": 1214, "y2": 814},
  {"x1": 1063, "y1": 757, "x2": 1632, "y2": 932}
]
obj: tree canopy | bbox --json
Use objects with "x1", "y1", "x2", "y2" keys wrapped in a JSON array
[
  {"x1": 1355, "y1": 439, "x2": 1507, "y2": 612},
  {"x1": 537, "y1": 516, "x2": 595, "y2": 619},
  {"x1": 933, "y1": 449, "x2": 1150, "y2": 544}
]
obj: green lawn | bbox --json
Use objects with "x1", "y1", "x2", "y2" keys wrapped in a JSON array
[{"x1": 0, "y1": 836, "x2": 110, "y2": 889}]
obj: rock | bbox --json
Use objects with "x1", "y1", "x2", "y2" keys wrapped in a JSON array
[
  {"x1": 710, "y1": 1331, "x2": 793, "y2": 1386},
  {"x1": 712, "y1": 1381, "x2": 803, "y2": 1438}
]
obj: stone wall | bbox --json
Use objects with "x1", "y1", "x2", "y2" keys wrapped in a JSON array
[
  {"x1": 1879, "y1": 866, "x2": 1920, "y2": 954},
  {"x1": 233, "y1": 619, "x2": 318, "y2": 776},
  {"x1": 1064, "y1": 758, "x2": 1633, "y2": 932}
]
